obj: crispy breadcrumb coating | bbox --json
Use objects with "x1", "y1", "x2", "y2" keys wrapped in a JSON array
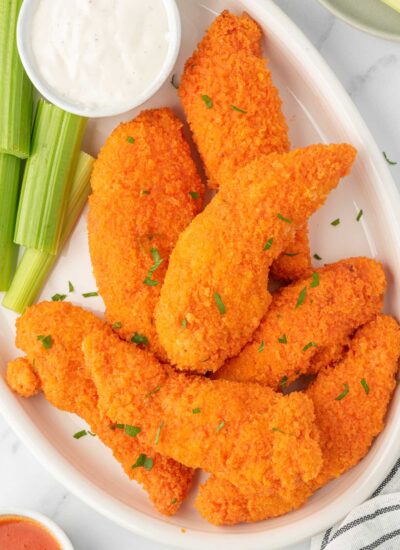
[
  {"x1": 8, "y1": 302, "x2": 193, "y2": 515},
  {"x1": 84, "y1": 326, "x2": 322, "y2": 499},
  {"x1": 196, "y1": 315, "x2": 400, "y2": 525},
  {"x1": 7, "y1": 357, "x2": 40, "y2": 397},
  {"x1": 88, "y1": 108, "x2": 203, "y2": 358},
  {"x1": 155, "y1": 144, "x2": 356, "y2": 373},
  {"x1": 216, "y1": 257, "x2": 385, "y2": 387},
  {"x1": 270, "y1": 225, "x2": 312, "y2": 281}
]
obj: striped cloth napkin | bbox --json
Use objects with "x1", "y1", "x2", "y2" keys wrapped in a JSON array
[{"x1": 311, "y1": 458, "x2": 400, "y2": 550}]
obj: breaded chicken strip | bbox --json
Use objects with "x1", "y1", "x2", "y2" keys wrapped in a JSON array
[
  {"x1": 155, "y1": 144, "x2": 356, "y2": 373},
  {"x1": 196, "y1": 315, "x2": 400, "y2": 525},
  {"x1": 179, "y1": 10, "x2": 310, "y2": 281},
  {"x1": 88, "y1": 108, "x2": 203, "y2": 358},
  {"x1": 6, "y1": 302, "x2": 194, "y2": 516},
  {"x1": 84, "y1": 327, "x2": 323, "y2": 499},
  {"x1": 216, "y1": 257, "x2": 385, "y2": 387},
  {"x1": 270, "y1": 224, "x2": 312, "y2": 281}
]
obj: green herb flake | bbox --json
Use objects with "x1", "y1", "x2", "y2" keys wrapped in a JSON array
[
  {"x1": 192, "y1": 407, "x2": 201, "y2": 414},
  {"x1": 51, "y1": 293, "x2": 66, "y2": 302},
  {"x1": 230, "y1": 105, "x2": 247, "y2": 114},
  {"x1": 127, "y1": 136, "x2": 135, "y2": 144},
  {"x1": 132, "y1": 453, "x2": 153, "y2": 471},
  {"x1": 189, "y1": 191, "x2": 200, "y2": 199},
  {"x1": 170, "y1": 74, "x2": 179, "y2": 89},
  {"x1": 37, "y1": 334, "x2": 52, "y2": 349},
  {"x1": 112, "y1": 322, "x2": 122, "y2": 330},
  {"x1": 331, "y1": 218, "x2": 340, "y2": 227},
  {"x1": 146, "y1": 385, "x2": 161, "y2": 398},
  {"x1": 335, "y1": 383, "x2": 349, "y2": 401},
  {"x1": 143, "y1": 276, "x2": 159, "y2": 286},
  {"x1": 213, "y1": 292, "x2": 226, "y2": 314},
  {"x1": 383, "y1": 151, "x2": 397, "y2": 165},
  {"x1": 280, "y1": 375, "x2": 288, "y2": 389},
  {"x1": 295, "y1": 287, "x2": 307, "y2": 309},
  {"x1": 201, "y1": 94, "x2": 213, "y2": 108},
  {"x1": 155, "y1": 421, "x2": 164, "y2": 446},
  {"x1": 303, "y1": 341, "x2": 317, "y2": 352},
  {"x1": 131, "y1": 332, "x2": 149, "y2": 346},
  {"x1": 258, "y1": 340, "x2": 265, "y2": 353},
  {"x1": 124, "y1": 425, "x2": 142, "y2": 437},
  {"x1": 356, "y1": 209, "x2": 363, "y2": 222},
  {"x1": 284, "y1": 252, "x2": 299, "y2": 257},
  {"x1": 73, "y1": 430, "x2": 88, "y2": 439},
  {"x1": 182, "y1": 318, "x2": 187, "y2": 329},
  {"x1": 272, "y1": 427, "x2": 287, "y2": 434},
  {"x1": 141, "y1": 189, "x2": 150, "y2": 195},
  {"x1": 143, "y1": 247, "x2": 164, "y2": 286},
  {"x1": 171, "y1": 498, "x2": 178, "y2": 505},
  {"x1": 263, "y1": 237, "x2": 273, "y2": 251},
  {"x1": 278, "y1": 334, "x2": 287, "y2": 344},
  {"x1": 68, "y1": 281, "x2": 74, "y2": 292},
  {"x1": 313, "y1": 254, "x2": 322, "y2": 261},
  {"x1": 82, "y1": 291, "x2": 98, "y2": 298},
  {"x1": 216, "y1": 420, "x2": 225, "y2": 433},
  {"x1": 310, "y1": 272, "x2": 320, "y2": 288},
  {"x1": 277, "y1": 213, "x2": 292, "y2": 223},
  {"x1": 110, "y1": 423, "x2": 125, "y2": 431},
  {"x1": 361, "y1": 378, "x2": 369, "y2": 395}
]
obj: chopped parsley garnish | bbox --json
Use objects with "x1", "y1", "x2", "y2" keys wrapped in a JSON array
[
  {"x1": 51, "y1": 293, "x2": 66, "y2": 302},
  {"x1": 124, "y1": 425, "x2": 142, "y2": 437},
  {"x1": 73, "y1": 430, "x2": 94, "y2": 439},
  {"x1": 216, "y1": 420, "x2": 225, "y2": 433},
  {"x1": 182, "y1": 318, "x2": 187, "y2": 329},
  {"x1": 141, "y1": 189, "x2": 150, "y2": 195},
  {"x1": 170, "y1": 74, "x2": 179, "y2": 89},
  {"x1": 189, "y1": 191, "x2": 200, "y2": 199},
  {"x1": 37, "y1": 334, "x2": 52, "y2": 349},
  {"x1": 361, "y1": 378, "x2": 369, "y2": 395},
  {"x1": 82, "y1": 291, "x2": 98, "y2": 298},
  {"x1": 132, "y1": 453, "x2": 153, "y2": 471},
  {"x1": 303, "y1": 341, "x2": 317, "y2": 352},
  {"x1": 295, "y1": 287, "x2": 307, "y2": 309},
  {"x1": 213, "y1": 292, "x2": 226, "y2": 314},
  {"x1": 110, "y1": 423, "x2": 125, "y2": 430},
  {"x1": 143, "y1": 277, "x2": 159, "y2": 286},
  {"x1": 258, "y1": 340, "x2": 265, "y2": 353},
  {"x1": 277, "y1": 213, "x2": 292, "y2": 223},
  {"x1": 131, "y1": 332, "x2": 149, "y2": 346},
  {"x1": 112, "y1": 322, "x2": 122, "y2": 330},
  {"x1": 68, "y1": 280, "x2": 74, "y2": 292},
  {"x1": 383, "y1": 151, "x2": 397, "y2": 165},
  {"x1": 171, "y1": 498, "x2": 178, "y2": 505},
  {"x1": 356, "y1": 209, "x2": 363, "y2": 222},
  {"x1": 272, "y1": 427, "x2": 287, "y2": 434},
  {"x1": 230, "y1": 105, "x2": 247, "y2": 114},
  {"x1": 143, "y1": 247, "x2": 164, "y2": 286},
  {"x1": 284, "y1": 252, "x2": 299, "y2": 257},
  {"x1": 280, "y1": 376, "x2": 288, "y2": 389},
  {"x1": 331, "y1": 218, "x2": 340, "y2": 226},
  {"x1": 310, "y1": 272, "x2": 320, "y2": 288},
  {"x1": 278, "y1": 334, "x2": 287, "y2": 344},
  {"x1": 127, "y1": 136, "x2": 135, "y2": 144},
  {"x1": 335, "y1": 383, "x2": 349, "y2": 401},
  {"x1": 201, "y1": 94, "x2": 213, "y2": 108},
  {"x1": 155, "y1": 421, "x2": 164, "y2": 446},
  {"x1": 263, "y1": 237, "x2": 273, "y2": 251},
  {"x1": 313, "y1": 254, "x2": 322, "y2": 261},
  {"x1": 192, "y1": 407, "x2": 201, "y2": 414},
  {"x1": 146, "y1": 385, "x2": 161, "y2": 397}
]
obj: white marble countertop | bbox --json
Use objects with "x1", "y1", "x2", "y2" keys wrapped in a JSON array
[{"x1": 1, "y1": 1, "x2": 399, "y2": 549}]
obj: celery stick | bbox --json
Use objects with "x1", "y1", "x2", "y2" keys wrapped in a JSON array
[
  {"x1": 3, "y1": 152, "x2": 93, "y2": 313},
  {"x1": 15, "y1": 99, "x2": 87, "y2": 254},
  {"x1": 0, "y1": 154, "x2": 22, "y2": 290},
  {"x1": 0, "y1": 0, "x2": 33, "y2": 158}
]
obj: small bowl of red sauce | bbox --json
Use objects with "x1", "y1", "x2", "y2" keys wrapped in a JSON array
[{"x1": 0, "y1": 509, "x2": 73, "y2": 550}]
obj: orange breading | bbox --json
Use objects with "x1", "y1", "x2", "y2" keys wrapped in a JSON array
[
  {"x1": 179, "y1": 10, "x2": 289, "y2": 188},
  {"x1": 88, "y1": 108, "x2": 203, "y2": 358},
  {"x1": 215, "y1": 257, "x2": 385, "y2": 387},
  {"x1": 84, "y1": 326, "x2": 323, "y2": 499},
  {"x1": 8, "y1": 302, "x2": 194, "y2": 516},
  {"x1": 155, "y1": 144, "x2": 356, "y2": 373},
  {"x1": 270, "y1": 225, "x2": 312, "y2": 281},
  {"x1": 7, "y1": 357, "x2": 40, "y2": 397},
  {"x1": 196, "y1": 315, "x2": 400, "y2": 525}
]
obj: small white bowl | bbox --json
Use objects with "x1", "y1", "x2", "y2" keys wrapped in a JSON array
[
  {"x1": 16, "y1": 0, "x2": 181, "y2": 118},
  {"x1": 0, "y1": 508, "x2": 74, "y2": 549}
]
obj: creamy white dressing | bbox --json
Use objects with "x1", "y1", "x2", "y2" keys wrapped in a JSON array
[{"x1": 30, "y1": 0, "x2": 171, "y2": 111}]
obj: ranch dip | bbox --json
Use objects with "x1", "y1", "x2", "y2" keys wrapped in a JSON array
[{"x1": 30, "y1": 0, "x2": 171, "y2": 111}]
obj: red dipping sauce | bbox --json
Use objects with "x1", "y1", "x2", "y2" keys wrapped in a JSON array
[{"x1": 0, "y1": 515, "x2": 61, "y2": 550}]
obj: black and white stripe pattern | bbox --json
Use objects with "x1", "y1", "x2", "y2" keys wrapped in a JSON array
[{"x1": 311, "y1": 459, "x2": 400, "y2": 550}]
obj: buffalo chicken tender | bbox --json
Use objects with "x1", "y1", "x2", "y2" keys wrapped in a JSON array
[
  {"x1": 179, "y1": 10, "x2": 310, "y2": 281},
  {"x1": 270, "y1": 224, "x2": 312, "y2": 281},
  {"x1": 216, "y1": 257, "x2": 385, "y2": 388},
  {"x1": 84, "y1": 327, "x2": 323, "y2": 499},
  {"x1": 155, "y1": 144, "x2": 356, "y2": 373},
  {"x1": 7, "y1": 302, "x2": 193, "y2": 516},
  {"x1": 196, "y1": 314, "x2": 400, "y2": 525},
  {"x1": 88, "y1": 108, "x2": 203, "y2": 359}
]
